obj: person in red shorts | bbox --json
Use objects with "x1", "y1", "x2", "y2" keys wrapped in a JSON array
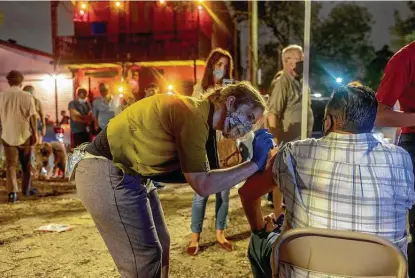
[{"x1": 375, "y1": 40, "x2": 415, "y2": 238}]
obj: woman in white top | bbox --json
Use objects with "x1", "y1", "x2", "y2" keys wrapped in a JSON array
[{"x1": 188, "y1": 48, "x2": 235, "y2": 255}]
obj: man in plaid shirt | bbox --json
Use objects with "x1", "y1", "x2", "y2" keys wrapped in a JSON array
[{"x1": 239, "y1": 85, "x2": 415, "y2": 278}]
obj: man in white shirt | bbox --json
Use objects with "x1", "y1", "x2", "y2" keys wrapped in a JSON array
[{"x1": 0, "y1": 70, "x2": 38, "y2": 202}]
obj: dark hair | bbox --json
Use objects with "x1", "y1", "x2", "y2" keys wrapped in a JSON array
[
  {"x1": 77, "y1": 88, "x2": 88, "y2": 96},
  {"x1": 201, "y1": 48, "x2": 233, "y2": 91},
  {"x1": 326, "y1": 85, "x2": 378, "y2": 133},
  {"x1": 146, "y1": 82, "x2": 159, "y2": 90},
  {"x1": 6, "y1": 70, "x2": 24, "y2": 86},
  {"x1": 23, "y1": 85, "x2": 35, "y2": 94}
]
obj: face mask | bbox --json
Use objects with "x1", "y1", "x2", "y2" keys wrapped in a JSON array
[
  {"x1": 322, "y1": 114, "x2": 333, "y2": 136},
  {"x1": 293, "y1": 61, "x2": 304, "y2": 76},
  {"x1": 78, "y1": 98, "x2": 87, "y2": 103},
  {"x1": 213, "y1": 68, "x2": 225, "y2": 81},
  {"x1": 222, "y1": 110, "x2": 253, "y2": 139}
]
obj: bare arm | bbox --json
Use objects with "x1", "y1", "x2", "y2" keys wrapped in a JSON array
[
  {"x1": 184, "y1": 160, "x2": 259, "y2": 197},
  {"x1": 375, "y1": 103, "x2": 415, "y2": 128},
  {"x1": 29, "y1": 114, "x2": 38, "y2": 143},
  {"x1": 69, "y1": 108, "x2": 90, "y2": 124},
  {"x1": 37, "y1": 100, "x2": 46, "y2": 134},
  {"x1": 375, "y1": 49, "x2": 413, "y2": 128},
  {"x1": 28, "y1": 97, "x2": 38, "y2": 144},
  {"x1": 238, "y1": 153, "x2": 278, "y2": 231}
]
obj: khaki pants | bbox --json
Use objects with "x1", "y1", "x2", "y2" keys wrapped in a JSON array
[{"x1": 2, "y1": 138, "x2": 33, "y2": 194}]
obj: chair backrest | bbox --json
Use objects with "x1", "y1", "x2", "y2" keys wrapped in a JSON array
[{"x1": 271, "y1": 228, "x2": 407, "y2": 278}]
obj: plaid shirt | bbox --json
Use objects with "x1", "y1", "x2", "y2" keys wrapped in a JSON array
[{"x1": 273, "y1": 132, "x2": 415, "y2": 260}]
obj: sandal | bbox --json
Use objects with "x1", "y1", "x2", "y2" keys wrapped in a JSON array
[{"x1": 186, "y1": 243, "x2": 200, "y2": 256}]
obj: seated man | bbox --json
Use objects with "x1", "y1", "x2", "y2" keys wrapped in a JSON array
[{"x1": 239, "y1": 85, "x2": 415, "y2": 278}]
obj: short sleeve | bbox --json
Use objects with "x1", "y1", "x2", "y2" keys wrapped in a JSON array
[
  {"x1": 92, "y1": 100, "x2": 98, "y2": 116},
  {"x1": 376, "y1": 50, "x2": 411, "y2": 107},
  {"x1": 173, "y1": 101, "x2": 210, "y2": 173},
  {"x1": 272, "y1": 144, "x2": 295, "y2": 195},
  {"x1": 268, "y1": 78, "x2": 287, "y2": 118},
  {"x1": 68, "y1": 101, "x2": 75, "y2": 110}
]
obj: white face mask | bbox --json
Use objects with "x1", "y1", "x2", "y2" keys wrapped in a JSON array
[
  {"x1": 78, "y1": 98, "x2": 87, "y2": 103},
  {"x1": 213, "y1": 68, "x2": 225, "y2": 81},
  {"x1": 222, "y1": 110, "x2": 253, "y2": 139}
]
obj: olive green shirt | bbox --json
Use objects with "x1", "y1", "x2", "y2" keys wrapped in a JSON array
[
  {"x1": 107, "y1": 94, "x2": 211, "y2": 176},
  {"x1": 268, "y1": 70, "x2": 314, "y2": 143}
]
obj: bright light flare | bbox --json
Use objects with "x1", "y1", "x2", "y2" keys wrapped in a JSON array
[
  {"x1": 159, "y1": 0, "x2": 165, "y2": 4},
  {"x1": 198, "y1": 5, "x2": 202, "y2": 10},
  {"x1": 80, "y1": 10, "x2": 85, "y2": 15},
  {"x1": 119, "y1": 93, "x2": 124, "y2": 98},
  {"x1": 118, "y1": 86, "x2": 124, "y2": 93},
  {"x1": 313, "y1": 93, "x2": 322, "y2": 98},
  {"x1": 115, "y1": 1, "x2": 121, "y2": 7},
  {"x1": 167, "y1": 84, "x2": 173, "y2": 90},
  {"x1": 81, "y1": 3, "x2": 87, "y2": 9},
  {"x1": 335, "y1": 77, "x2": 343, "y2": 84}
]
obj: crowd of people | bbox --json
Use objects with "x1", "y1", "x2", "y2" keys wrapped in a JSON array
[{"x1": 1, "y1": 40, "x2": 415, "y2": 278}]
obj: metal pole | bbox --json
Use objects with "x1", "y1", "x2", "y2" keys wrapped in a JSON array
[
  {"x1": 54, "y1": 77, "x2": 58, "y2": 124},
  {"x1": 248, "y1": 0, "x2": 258, "y2": 86},
  {"x1": 301, "y1": 0, "x2": 311, "y2": 139},
  {"x1": 51, "y1": 1, "x2": 59, "y2": 124}
]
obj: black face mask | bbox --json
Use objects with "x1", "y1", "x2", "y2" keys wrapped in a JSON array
[
  {"x1": 293, "y1": 61, "x2": 304, "y2": 76},
  {"x1": 322, "y1": 115, "x2": 333, "y2": 136}
]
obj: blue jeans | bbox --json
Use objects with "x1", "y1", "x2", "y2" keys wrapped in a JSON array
[{"x1": 190, "y1": 190, "x2": 230, "y2": 233}]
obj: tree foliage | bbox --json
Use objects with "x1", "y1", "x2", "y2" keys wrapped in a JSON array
[
  {"x1": 230, "y1": 1, "x2": 375, "y2": 94},
  {"x1": 391, "y1": 1, "x2": 415, "y2": 49},
  {"x1": 364, "y1": 45, "x2": 393, "y2": 91}
]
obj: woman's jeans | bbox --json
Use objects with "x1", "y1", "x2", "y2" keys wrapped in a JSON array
[
  {"x1": 190, "y1": 190, "x2": 230, "y2": 233},
  {"x1": 75, "y1": 158, "x2": 170, "y2": 278}
]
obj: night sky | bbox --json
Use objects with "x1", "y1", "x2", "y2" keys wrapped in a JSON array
[{"x1": 0, "y1": 1, "x2": 411, "y2": 54}]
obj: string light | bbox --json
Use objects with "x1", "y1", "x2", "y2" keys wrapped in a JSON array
[
  {"x1": 80, "y1": 10, "x2": 85, "y2": 15},
  {"x1": 81, "y1": 3, "x2": 87, "y2": 9},
  {"x1": 159, "y1": 0, "x2": 165, "y2": 4},
  {"x1": 118, "y1": 86, "x2": 124, "y2": 93},
  {"x1": 115, "y1": 1, "x2": 121, "y2": 7}
]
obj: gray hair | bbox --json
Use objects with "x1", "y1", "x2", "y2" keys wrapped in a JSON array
[
  {"x1": 326, "y1": 85, "x2": 378, "y2": 133},
  {"x1": 281, "y1": 44, "x2": 303, "y2": 61}
]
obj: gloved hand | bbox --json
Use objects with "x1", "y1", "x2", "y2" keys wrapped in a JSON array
[{"x1": 251, "y1": 129, "x2": 274, "y2": 171}]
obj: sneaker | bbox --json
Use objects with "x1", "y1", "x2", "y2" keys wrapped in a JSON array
[{"x1": 8, "y1": 192, "x2": 18, "y2": 203}]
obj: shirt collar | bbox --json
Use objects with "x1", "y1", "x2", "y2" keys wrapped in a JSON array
[
  {"x1": 6, "y1": 86, "x2": 23, "y2": 92},
  {"x1": 323, "y1": 132, "x2": 381, "y2": 144}
]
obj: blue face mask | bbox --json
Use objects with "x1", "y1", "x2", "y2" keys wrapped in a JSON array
[{"x1": 213, "y1": 68, "x2": 225, "y2": 81}]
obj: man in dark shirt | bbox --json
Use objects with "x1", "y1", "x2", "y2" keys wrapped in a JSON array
[{"x1": 68, "y1": 88, "x2": 92, "y2": 148}]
